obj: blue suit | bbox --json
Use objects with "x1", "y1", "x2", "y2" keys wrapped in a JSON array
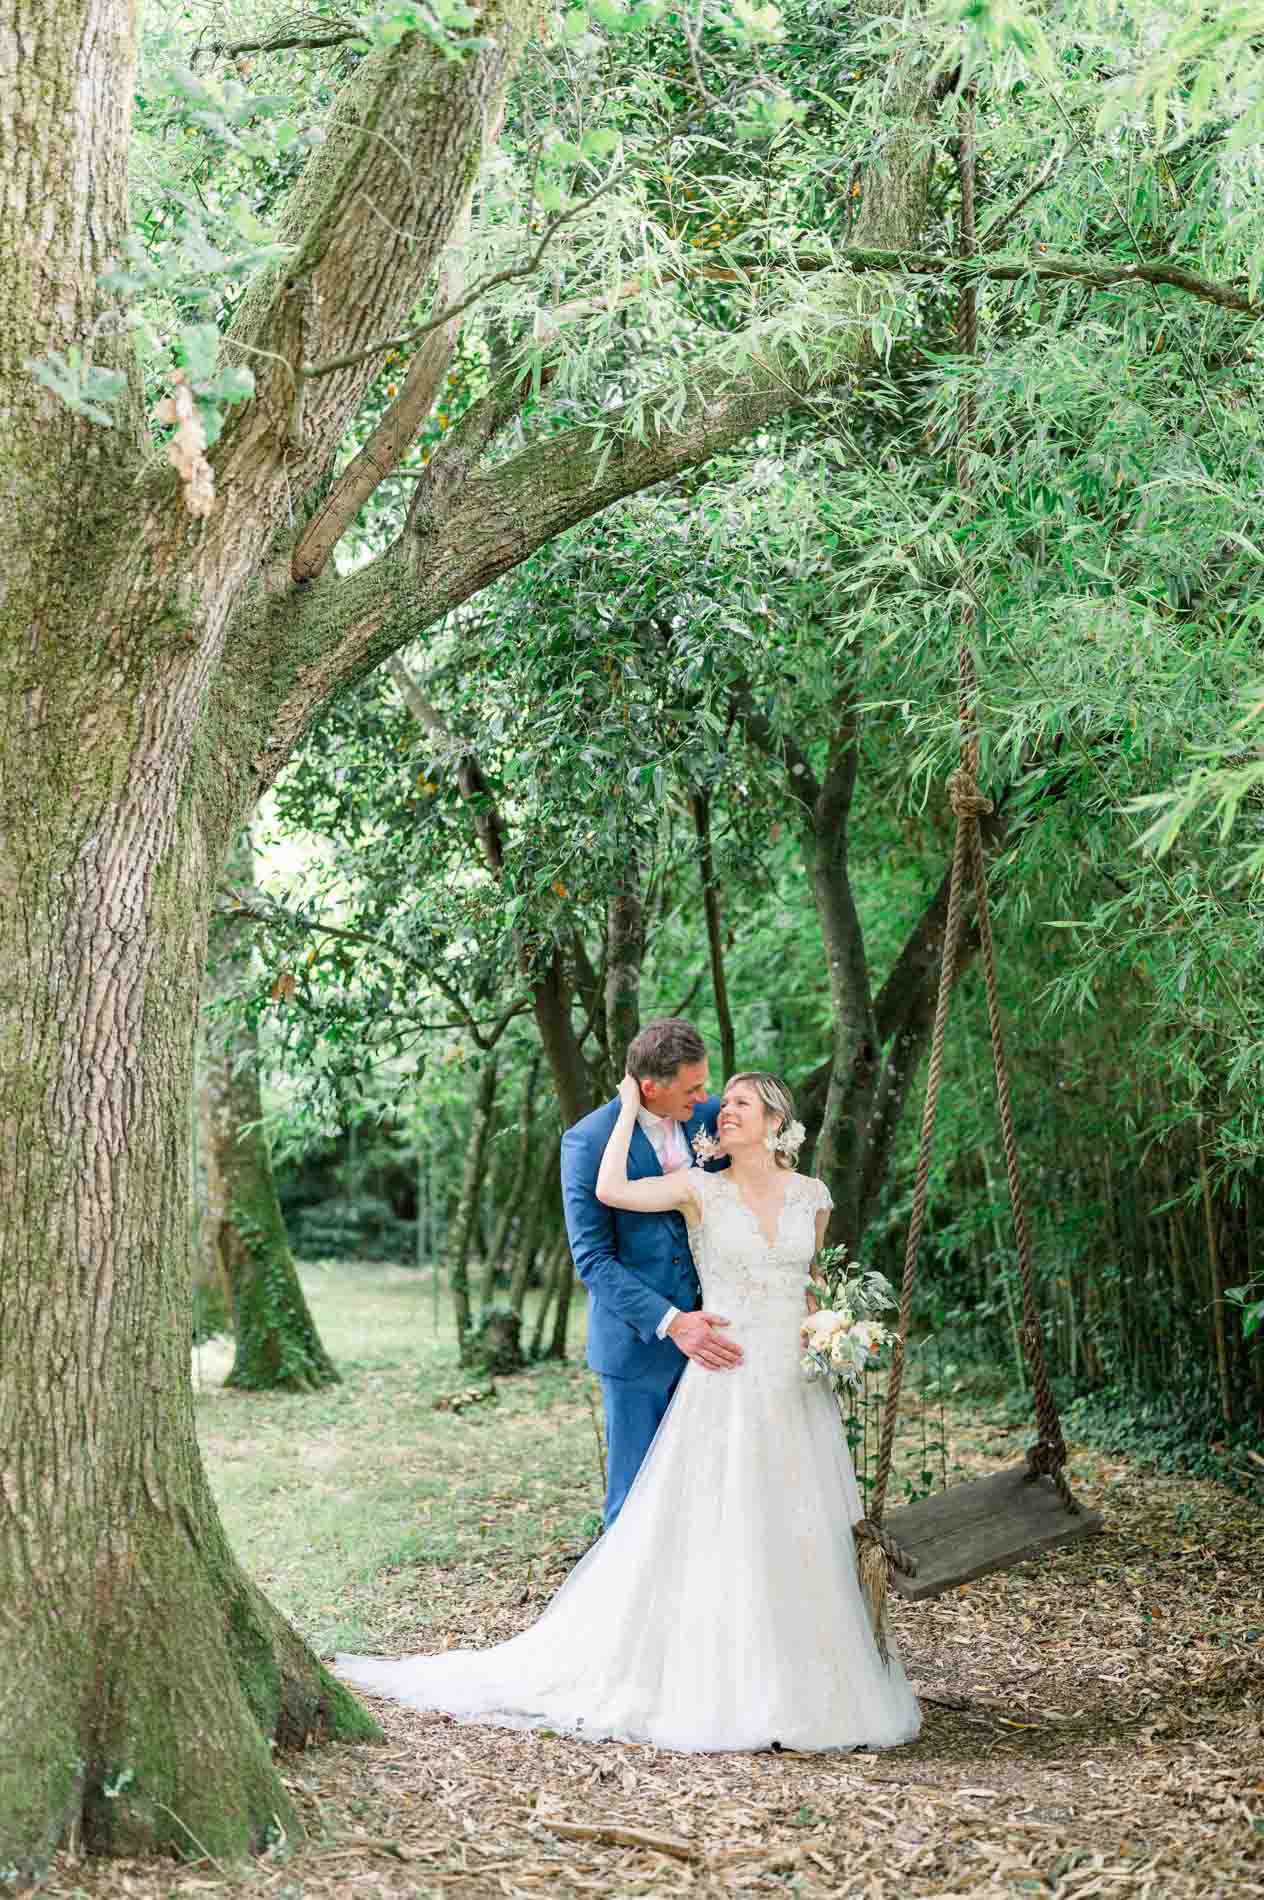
[{"x1": 561, "y1": 1095, "x2": 723, "y2": 1527}]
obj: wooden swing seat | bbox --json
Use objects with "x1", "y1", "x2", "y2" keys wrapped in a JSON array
[{"x1": 882, "y1": 1464, "x2": 1102, "y2": 1601}]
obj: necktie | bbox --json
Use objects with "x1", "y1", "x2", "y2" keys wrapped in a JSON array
[{"x1": 659, "y1": 1120, "x2": 688, "y2": 1173}]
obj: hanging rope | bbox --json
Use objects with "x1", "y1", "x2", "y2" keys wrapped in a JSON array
[{"x1": 853, "y1": 89, "x2": 1076, "y2": 1657}]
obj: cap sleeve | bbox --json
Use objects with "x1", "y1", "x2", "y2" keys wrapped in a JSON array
[
  {"x1": 686, "y1": 1164, "x2": 715, "y2": 1210},
  {"x1": 810, "y1": 1176, "x2": 833, "y2": 1214}
]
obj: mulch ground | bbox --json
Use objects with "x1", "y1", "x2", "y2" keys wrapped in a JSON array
[{"x1": 41, "y1": 1406, "x2": 1263, "y2": 1898}]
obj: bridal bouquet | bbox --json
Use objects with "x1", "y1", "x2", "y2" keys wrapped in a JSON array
[{"x1": 800, "y1": 1246, "x2": 898, "y2": 1392}]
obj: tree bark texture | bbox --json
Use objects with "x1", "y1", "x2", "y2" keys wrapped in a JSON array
[
  {"x1": 0, "y1": 0, "x2": 933, "y2": 1873},
  {"x1": 603, "y1": 847, "x2": 644, "y2": 1075},
  {"x1": 204, "y1": 837, "x2": 339, "y2": 1390},
  {"x1": 689, "y1": 790, "x2": 737, "y2": 1081},
  {"x1": 0, "y1": 779, "x2": 375, "y2": 1875}
]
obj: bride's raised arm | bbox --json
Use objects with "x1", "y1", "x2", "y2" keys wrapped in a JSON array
[{"x1": 596, "y1": 1075, "x2": 702, "y2": 1217}]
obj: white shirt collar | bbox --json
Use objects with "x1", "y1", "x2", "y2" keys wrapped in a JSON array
[{"x1": 636, "y1": 1104, "x2": 687, "y2": 1150}]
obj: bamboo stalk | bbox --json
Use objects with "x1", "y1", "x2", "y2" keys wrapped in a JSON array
[{"x1": 1199, "y1": 1136, "x2": 1234, "y2": 1426}]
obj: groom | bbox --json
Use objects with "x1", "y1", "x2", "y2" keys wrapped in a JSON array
[{"x1": 561, "y1": 1017, "x2": 743, "y2": 1528}]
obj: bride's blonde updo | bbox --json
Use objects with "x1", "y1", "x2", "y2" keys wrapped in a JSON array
[{"x1": 724, "y1": 1072, "x2": 803, "y2": 1170}]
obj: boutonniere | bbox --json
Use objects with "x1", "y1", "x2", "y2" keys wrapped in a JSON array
[{"x1": 691, "y1": 1128, "x2": 724, "y2": 1163}]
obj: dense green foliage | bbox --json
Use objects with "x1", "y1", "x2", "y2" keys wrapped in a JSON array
[{"x1": 123, "y1": 0, "x2": 1264, "y2": 1459}]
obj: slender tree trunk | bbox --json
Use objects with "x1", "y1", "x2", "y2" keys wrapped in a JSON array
[
  {"x1": 509, "y1": 1144, "x2": 562, "y2": 1314},
  {"x1": 547, "y1": 1240, "x2": 577, "y2": 1361},
  {"x1": 689, "y1": 789, "x2": 737, "y2": 1080},
  {"x1": 604, "y1": 846, "x2": 644, "y2": 1073},
  {"x1": 448, "y1": 1059, "x2": 499, "y2": 1360},
  {"x1": 191, "y1": 1054, "x2": 232, "y2": 1339},
  {"x1": 204, "y1": 835, "x2": 338, "y2": 1390},
  {"x1": 532, "y1": 949, "x2": 594, "y2": 1127},
  {"x1": 482, "y1": 1054, "x2": 540, "y2": 1307},
  {"x1": 528, "y1": 1235, "x2": 565, "y2": 1357},
  {"x1": 1200, "y1": 1136, "x2": 1234, "y2": 1425}
]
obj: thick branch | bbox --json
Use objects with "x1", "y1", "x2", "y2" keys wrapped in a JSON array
[
  {"x1": 564, "y1": 239, "x2": 1259, "y2": 323},
  {"x1": 199, "y1": 24, "x2": 361, "y2": 63},
  {"x1": 218, "y1": 0, "x2": 535, "y2": 500},
  {"x1": 299, "y1": 177, "x2": 620, "y2": 382},
  {"x1": 241, "y1": 357, "x2": 823, "y2": 786},
  {"x1": 768, "y1": 245, "x2": 1264, "y2": 321}
]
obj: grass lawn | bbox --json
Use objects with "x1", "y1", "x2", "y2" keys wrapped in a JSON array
[
  {"x1": 40, "y1": 1260, "x2": 1264, "y2": 1900},
  {"x1": 195, "y1": 1260, "x2": 606, "y2": 1658}
]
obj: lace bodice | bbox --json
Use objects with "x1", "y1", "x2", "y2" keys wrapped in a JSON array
[{"x1": 686, "y1": 1169, "x2": 832, "y2": 1327}]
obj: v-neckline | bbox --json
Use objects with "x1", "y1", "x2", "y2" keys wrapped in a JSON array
[{"x1": 721, "y1": 1173, "x2": 794, "y2": 1251}]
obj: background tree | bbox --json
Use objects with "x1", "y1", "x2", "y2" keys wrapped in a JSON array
[{"x1": 204, "y1": 831, "x2": 339, "y2": 1389}]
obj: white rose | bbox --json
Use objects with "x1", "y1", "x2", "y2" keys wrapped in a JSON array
[{"x1": 805, "y1": 1309, "x2": 842, "y2": 1345}]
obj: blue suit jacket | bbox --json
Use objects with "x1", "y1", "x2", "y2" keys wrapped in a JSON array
[{"x1": 561, "y1": 1095, "x2": 723, "y2": 1387}]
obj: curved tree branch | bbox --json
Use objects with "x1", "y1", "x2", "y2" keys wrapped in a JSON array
[{"x1": 234, "y1": 353, "x2": 826, "y2": 790}]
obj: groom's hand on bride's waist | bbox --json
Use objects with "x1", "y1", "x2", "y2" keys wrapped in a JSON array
[{"x1": 667, "y1": 1310, "x2": 743, "y2": 1370}]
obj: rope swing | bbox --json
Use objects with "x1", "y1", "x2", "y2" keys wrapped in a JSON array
[{"x1": 851, "y1": 91, "x2": 1099, "y2": 1661}]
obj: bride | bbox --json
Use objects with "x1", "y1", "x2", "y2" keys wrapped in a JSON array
[{"x1": 336, "y1": 1070, "x2": 922, "y2": 1753}]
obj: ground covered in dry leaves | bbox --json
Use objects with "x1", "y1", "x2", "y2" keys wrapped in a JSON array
[{"x1": 42, "y1": 1264, "x2": 1264, "y2": 1899}]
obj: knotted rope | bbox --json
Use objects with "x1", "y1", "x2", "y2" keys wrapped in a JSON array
[{"x1": 854, "y1": 91, "x2": 1077, "y2": 1658}]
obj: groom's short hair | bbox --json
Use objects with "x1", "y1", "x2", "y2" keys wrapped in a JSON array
[{"x1": 626, "y1": 1018, "x2": 707, "y2": 1083}]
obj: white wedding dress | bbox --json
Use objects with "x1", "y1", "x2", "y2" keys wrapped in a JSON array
[{"x1": 336, "y1": 1169, "x2": 922, "y2": 1752}]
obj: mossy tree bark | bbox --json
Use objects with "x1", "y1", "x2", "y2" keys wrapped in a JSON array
[
  {"x1": 0, "y1": 0, "x2": 934, "y2": 1877},
  {"x1": 205, "y1": 834, "x2": 338, "y2": 1391}
]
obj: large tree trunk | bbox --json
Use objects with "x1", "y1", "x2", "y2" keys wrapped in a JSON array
[
  {"x1": 0, "y1": 788, "x2": 375, "y2": 1877},
  {"x1": 204, "y1": 835, "x2": 338, "y2": 1390}
]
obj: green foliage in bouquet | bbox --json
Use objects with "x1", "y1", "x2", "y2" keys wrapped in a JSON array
[{"x1": 801, "y1": 1244, "x2": 898, "y2": 1392}]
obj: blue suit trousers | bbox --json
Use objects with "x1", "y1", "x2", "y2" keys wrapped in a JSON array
[{"x1": 600, "y1": 1368, "x2": 685, "y2": 1528}]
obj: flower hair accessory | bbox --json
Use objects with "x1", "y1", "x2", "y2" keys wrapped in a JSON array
[
  {"x1": 766, "y1": 1118, "x2": 805, "y2": 1159},
  {"x1": 691, "y1": 1127, "x2": 724, "y2": 1163}
]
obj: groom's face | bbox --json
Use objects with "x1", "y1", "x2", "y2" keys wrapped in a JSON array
[{"x1": 641, "y1": 1059, "x2": 710, "y2": 1123}]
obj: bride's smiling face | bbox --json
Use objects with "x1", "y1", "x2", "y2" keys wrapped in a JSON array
[{"x1": 717, "y1": 1081, "x2": 775, "y2": 1154}]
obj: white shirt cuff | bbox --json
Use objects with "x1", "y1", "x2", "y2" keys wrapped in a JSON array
[{"x1": 656, "y1": 1305, "x2": 680, "y2": 1341}]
